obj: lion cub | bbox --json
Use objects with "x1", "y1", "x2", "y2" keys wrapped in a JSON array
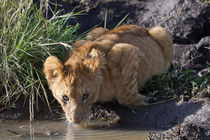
[
  {"x1": 68, "y1": 27, "x2": 109, "y2": 57},
  {"x1": 43, "y1": 25, "x2": 173, "y2": 124}
]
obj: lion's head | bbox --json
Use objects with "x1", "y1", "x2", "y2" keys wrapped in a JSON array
[{"x1": 43, "y1": 46, "x2": 105, "y2": 123}]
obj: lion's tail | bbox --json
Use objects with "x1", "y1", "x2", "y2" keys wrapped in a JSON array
[{"x1": 148, "y1": 27, "x2": 173, "y2": 65}]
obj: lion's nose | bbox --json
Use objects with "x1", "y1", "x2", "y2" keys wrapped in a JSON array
[{"x1": 72, "y1": 114, "x2": 83, "y2": 123}]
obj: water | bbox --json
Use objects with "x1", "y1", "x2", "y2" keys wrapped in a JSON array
[{"x1": 0, "y1": 121, "x2": 150, "y2": 140}]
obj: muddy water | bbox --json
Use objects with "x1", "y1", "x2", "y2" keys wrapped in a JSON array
[{"x1": 0, "y1": 121, "x2": 150, "y2": 140}]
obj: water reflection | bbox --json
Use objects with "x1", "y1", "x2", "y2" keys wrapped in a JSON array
[
  {"x1": 0, "y1": 121, "x2": 149, "y2": 140},
  {"x1": 66, "y1": 124, "x2": 149, "y2": 140}
]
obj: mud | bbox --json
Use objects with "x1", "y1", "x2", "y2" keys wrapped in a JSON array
[
  {"x1": 43, "y1": 0, "x2": 210, "y2": 44},
  {"x1": 147, "y1": 92, "x2": 210, "y2": 140},
  {"x1": 148, "y1": 124, "x2": 209, "y2": 140},
  {"x1": 172, "y1": 36, "x2": 210, "y2": 71},
  {"x1": 0, "y1": 100, "x2": 62, "y2": 121}
]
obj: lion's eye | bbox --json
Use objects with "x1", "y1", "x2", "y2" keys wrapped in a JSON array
[
  {"x1": 82, "y1": 93, "x2": 89, "y2": 103},
  {"x1": 62, "y1": 95, "x2": 69, "y2": 104}
]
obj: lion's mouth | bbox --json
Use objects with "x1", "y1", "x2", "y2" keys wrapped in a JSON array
[{"x1": 80, "y1": 105, "x2": 120, "y2": 128}]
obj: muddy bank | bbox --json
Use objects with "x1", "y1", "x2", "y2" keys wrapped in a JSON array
[
  {"x1": 149, "y1": 124, "x2": 210, "y2": 140},
  {"x1": 44, "y1": 0, "x2": 210, "y2": 44},
  {"x1": 172, "y1": 36, "x2": 210, "y2": 71},
  {"x1": 0, "y1": 98, "x2": 62, "y2": 121},
  {"x1": 1, "y1": 92, "x2": 210, "y2": 137},
  {"x1": 147, "y1": 93, "x2": 210, "y2": 140},
  {"x1": 86, "y1": 92, "x2": 210, "y2": 139}
]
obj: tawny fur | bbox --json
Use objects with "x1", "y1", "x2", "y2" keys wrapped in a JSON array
[
  {"x1": 86, "y1": 27, "x2": 109, "y2": 40},
  {"x1": 68, "y1": 27, "x2": 109, "y2": 57},
  {"x1": 43, "y1": 25, "x2": 173, "y2": 123}
]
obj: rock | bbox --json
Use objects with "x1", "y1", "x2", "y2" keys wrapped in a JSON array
[
  {"x1": 139, "y1": 0, "x2": 210, "y2": 44},
  {"x1": 196, "y1": 36, "x2": 210, "y2": 63},
  {"x1": 172, "y1": 36, "x2": 210, "y2": 70}
]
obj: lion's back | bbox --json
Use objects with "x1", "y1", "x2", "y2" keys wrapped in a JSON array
[{"x1": 99, "y1": 25, "x2": 172, "y2": 93}]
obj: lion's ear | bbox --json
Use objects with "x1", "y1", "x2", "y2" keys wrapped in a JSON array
[
  {"x1": 83, "y1": 48, "x2": 105, "y2": 73},
  {"x1": 43, "y1": 56, "x2": 63, "y2": 85}
]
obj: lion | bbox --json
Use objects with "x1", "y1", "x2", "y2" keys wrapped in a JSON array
[
  {"x1": 43, "y1": 25, "x2": 173, "y2": 124},
  {"x1": 68, "y1": 27, "x2": 109, "y2": 57}
]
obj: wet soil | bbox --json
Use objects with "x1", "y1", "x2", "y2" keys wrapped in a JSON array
[
  {"x1": 148, "y1": 124, "x2": 210, "y2": 140},
  {"x1": 148, "y1": 96, "x2": 210, "y2": 139},
  {"x1": 40, "y1": 0, "x2": 210, "y2": 44}
]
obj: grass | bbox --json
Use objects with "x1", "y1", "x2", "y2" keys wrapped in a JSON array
[
  {"x1": 0, "y1": 0, "x2": 128, "y2": 121},
  {"x1": 0, "y1": 0, "x2": 85, "y2": 120},
  {"x1": 142, "y1": 68, "x2": 210, "y2": 102},
  {"x1": 104, "y1": 8, "x2": 129, "y2": 29}
]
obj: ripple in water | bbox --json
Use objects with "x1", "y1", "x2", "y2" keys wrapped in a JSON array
[{"x1": 0, "y1": 121, "x2": 150, "y2": 140}]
